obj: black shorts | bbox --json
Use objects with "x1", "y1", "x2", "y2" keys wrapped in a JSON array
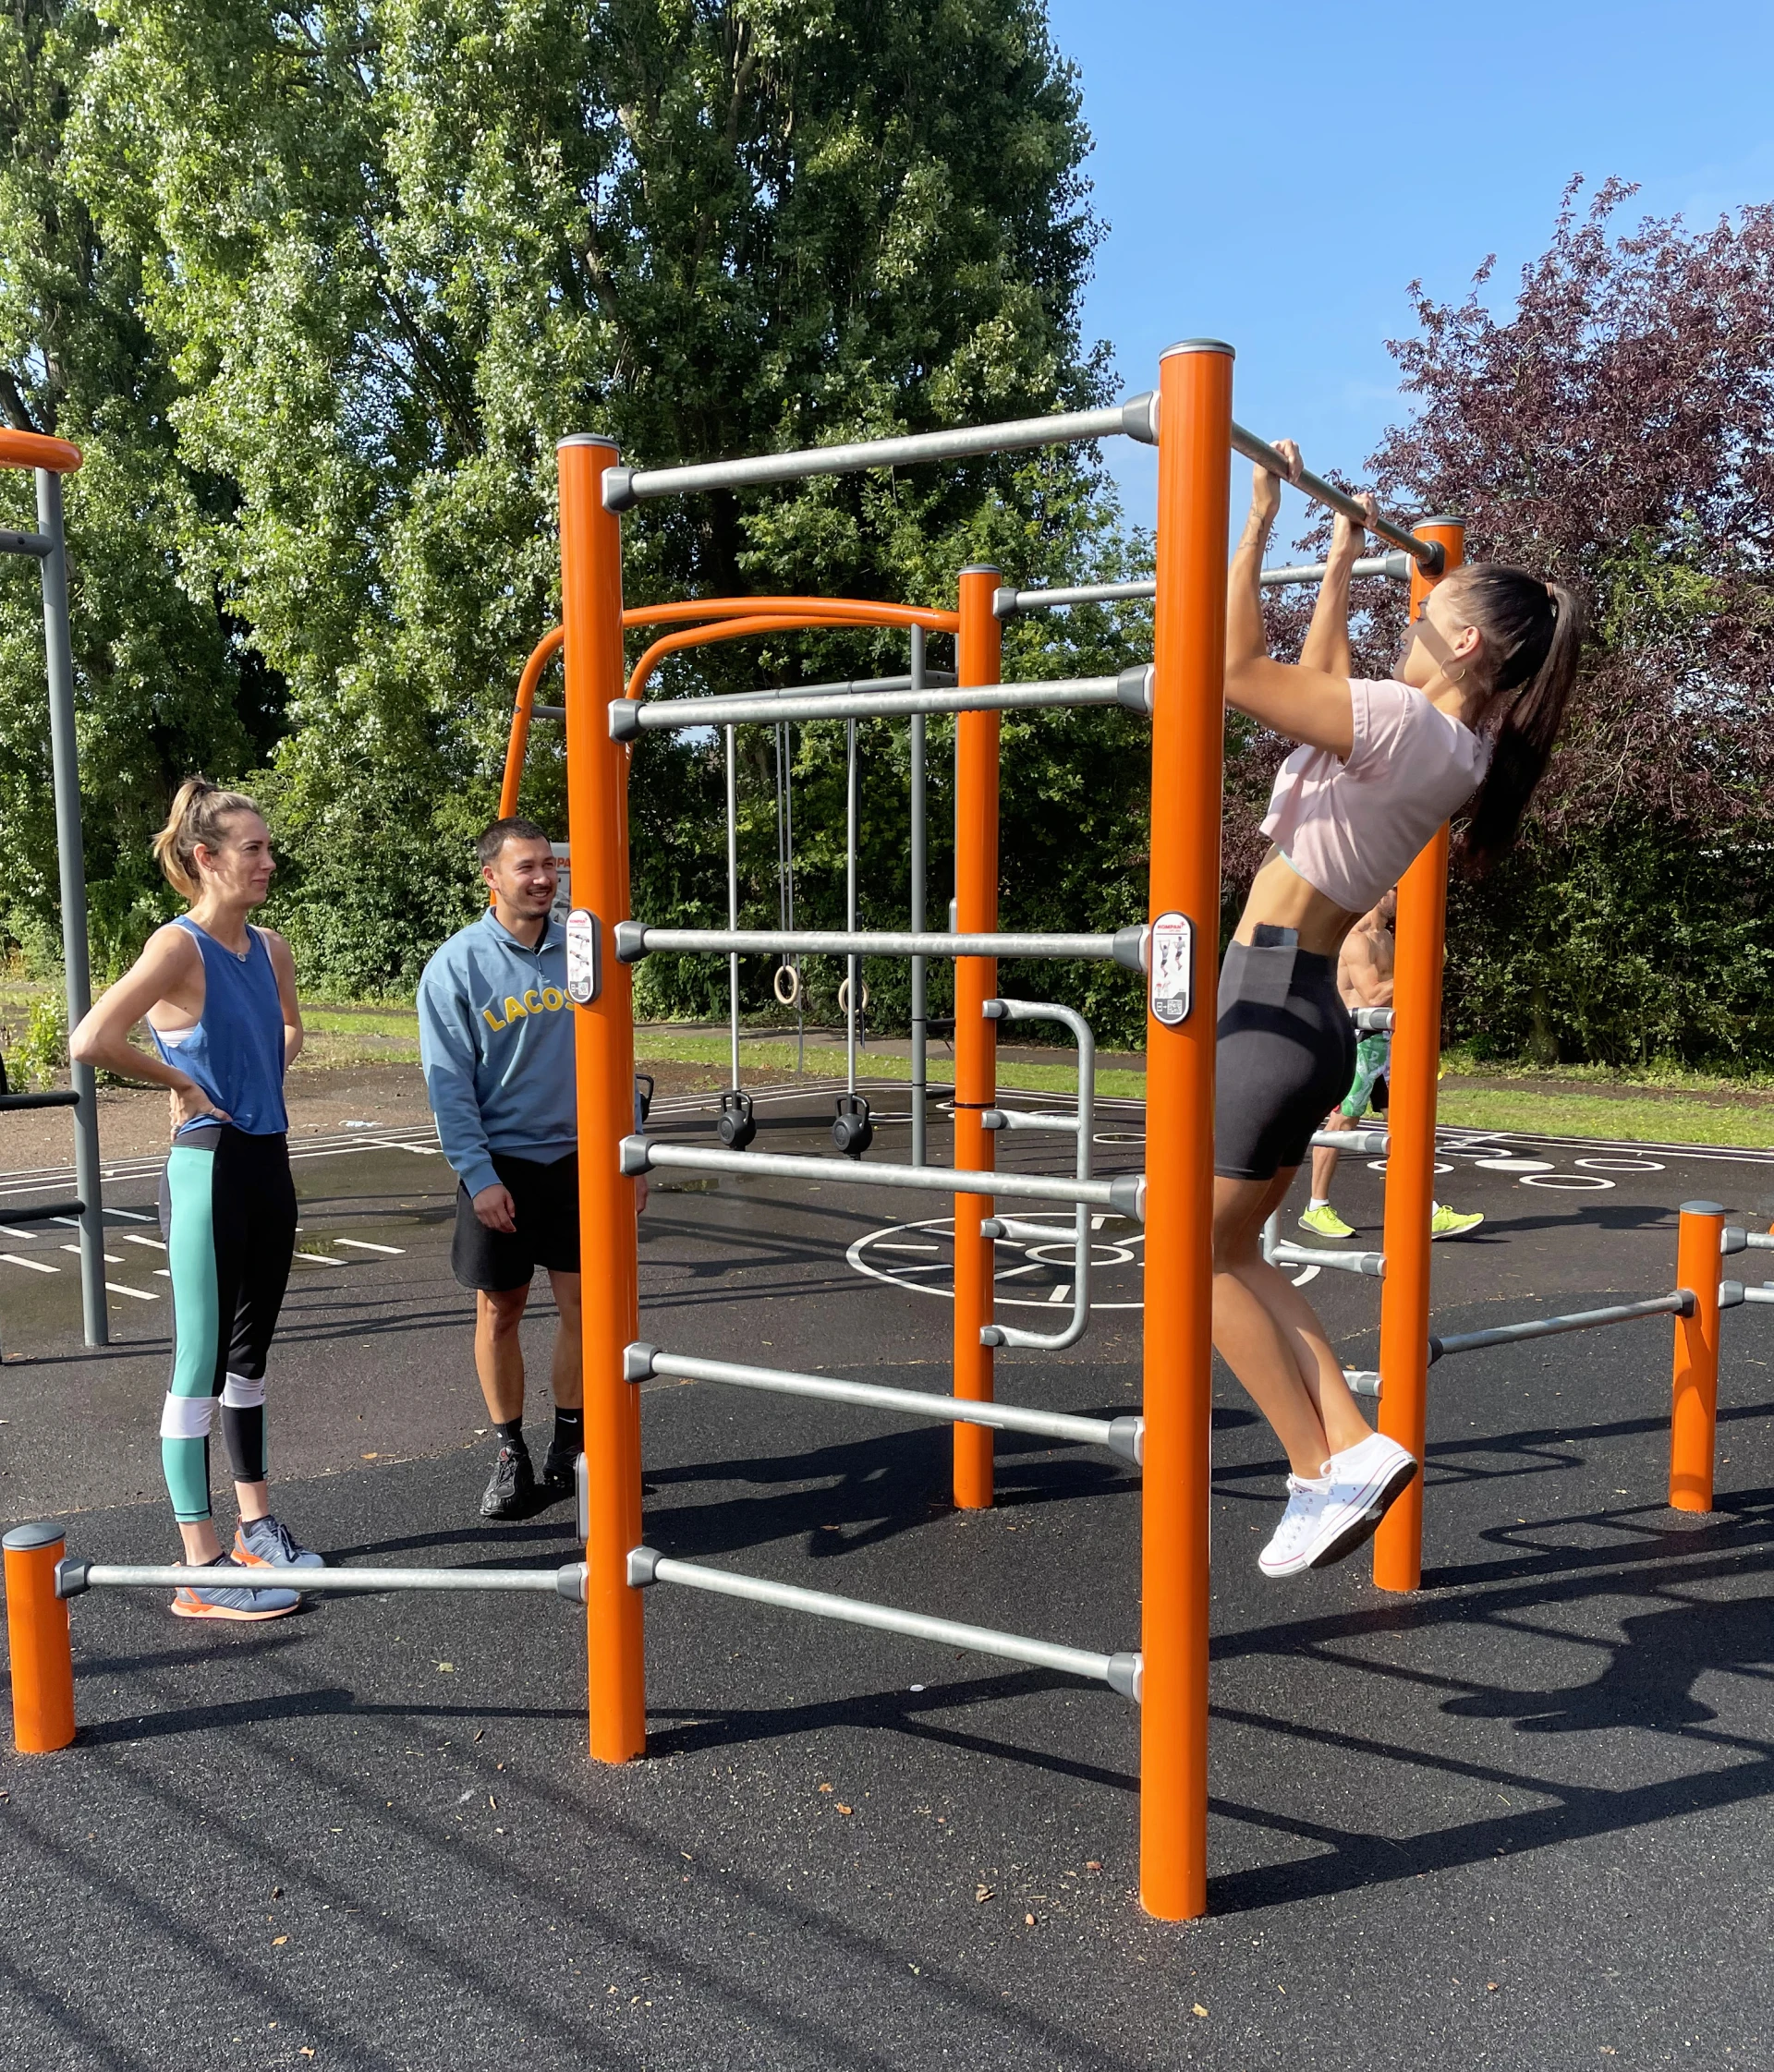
[
  {"x1": 1214, "y1": 929, "x2": 1357, "y2": 1181},
  {"x1": 451, "y1": 1150, "x2": 581, "y2": 1291}
]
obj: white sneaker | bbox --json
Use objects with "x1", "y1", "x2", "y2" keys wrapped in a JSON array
[{"x1": 1258, "y1": 1432, "x2": 1418, "y2": 1578}]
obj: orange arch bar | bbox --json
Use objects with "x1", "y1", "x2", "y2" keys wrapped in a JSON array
[
  {"x1": 624, "y1": 611, "x2": 912, "y2": 703},
  {"x1": 499, "y1": 625, "x2": 566, "y2": 818},
  {"x1": 0, "y1": 429, "x2": 82, "y2": 475},
  {"x1": 622, "y1": 596, "x2": 958, "y2": 636}
]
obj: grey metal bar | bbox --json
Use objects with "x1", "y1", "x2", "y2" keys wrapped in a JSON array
[
  {"x1": 908, "y1": 628, "x2": 928, "y2": 1166},
  {"x1": 1428, "y1": 1290, "x2": 1693, "y2": 1363},
  {"x1": 0, "y1": 1089, "x2": 79, "y2": 1111},
  {"x1": 533, "y1": 701, "x2": 565, "y2": 720},
  {"x1": 1344, "y1": 1370, "x2": 1382, "y2": 1400},
  {"x1": 61, "y1": 1561, "x2": 588, "y2": 1601},
  {"x1": 37, "y1": 468, "x2": 105, "y2": 1348},
  {"x1": 1308, "y1": 1128, "x2": 1389, "y2": 1154},
  {"x1": 1228, "y1": 424, "x2": 1442, "y2": 571},
  {"x1": 633, "y1": 1345, "x2": 1143, "y2": 1463},
  {"x1": 1744, "y1": 1231, "x2": 1774, "y2": 1251},
  {"x1": 624, "y1": 1135, "x2": 1143, "y2": 1218},
  {"x1": 1, "y1": 527, "x2": 51, "y2": 558},
  {"x1": 1351, "y1": 1008, "x2": 1395, "y2": 1034},
  {"x1": 1744, "y1": 1284, "x2": 1774, "y2": 1305},
  {"x1": 626, "y1": 1548, "x2": 1141, "y2": 1699},
  {"x1": 602, "y1": 395, "x2": 1159, "y2": 511},
  {"x1": 1270, "y1": 1238, "x2": 1386, "y2": 1279},
  {"x1": 995, "y1": 552, "x2": 1411, "y2": 617},
  {"x1": 0, "y1": 1197, "x2": 85, "y2": 1225},
  {"x1": 617, "y1": 924, "x2": 1146, "y2": 966},
  {"x1": 613, "y1": 672, "x2": 1145, "y2": 739}
]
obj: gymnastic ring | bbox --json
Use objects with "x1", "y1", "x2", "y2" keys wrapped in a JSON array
[
  {"x1": 773, "y1": 962, "x2": 802, "y2": 1007},
  {"x1": 837, "y1": 976, "x2": 870, "y2": 1014}
]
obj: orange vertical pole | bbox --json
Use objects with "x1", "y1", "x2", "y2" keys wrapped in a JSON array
[
  {"x1": 559, "y1": 435, "x2": 647, "y2": 1762},
  {"x1": 1372, "y1": 517, "x2": 1464, "y2": 1593},
  {"x1": 4, "y1": 1522, "x2": 76, "y2": 1752},
  {"x1": 952, "y1": 565, "x2": 1002, "y2": 1509},
  {"x1": 1669, "y1": 1200, "x2": 1725, "y2": 1511},
  {"x1": 1140, "y1": 341, "x2": 1233, "y2": 1923}
]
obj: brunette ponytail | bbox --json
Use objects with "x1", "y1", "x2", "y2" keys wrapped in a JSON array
[
  {"x1": 151, "y1": 776, "x2": 261, "y2": 902},
  {"x1": 1452, "y1": 565, "x2": 1586, "y2": 875}
]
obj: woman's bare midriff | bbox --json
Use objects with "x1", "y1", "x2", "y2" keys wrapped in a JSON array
[{"x1": 1231, "y1": 848, "x2": 1364, "y2": 959}]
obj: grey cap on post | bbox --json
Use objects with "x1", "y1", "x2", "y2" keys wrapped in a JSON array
[
  {"x1": 559, "y1": 433, "x2": 619, "y2": 449},
  {"x1": 1160, "y1": 338, "x2": 1234, "y2": 358},
  {"x1": 3, "y1": 1520, "x2": 65, "y2": 1551}
]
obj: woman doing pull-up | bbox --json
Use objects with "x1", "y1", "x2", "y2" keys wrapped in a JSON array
[{"x1": 1214, "y1": 446, "x2": 1583, "y2": 1578}]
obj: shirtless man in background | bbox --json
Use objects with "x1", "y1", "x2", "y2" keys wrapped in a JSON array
[{"x1": 1298, "y1": 886, "x2": 1483, "y2": 1242}]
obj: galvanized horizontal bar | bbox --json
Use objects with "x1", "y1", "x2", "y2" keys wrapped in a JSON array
[
  {"x1": 624, "y1": 1136, "x2": 1144, "y2": 1219},
  {"x1": 984, "y1": 1215, "x2": 1089, "y2": 1243},
  {"x1": 995, "y1": 553, "x2": 1413, "y2": 616},
  {"x1": 1229, "y1": 424, "x2": 1443, "y2": 572},
  {"x1": 614, "y1": 671, "x2": 1147, "y2": 739},
  {"x1": 1270, "y1": 1239, "x2": 1385, "y2": 1278},
  {"x1": 1351, "y1": 1008, "x2": 1395, "y2": 1034},
  {"x1": 533, "y1": 702, "x2": 565, "y2": 720},
  {"x1": 1344, "y1": 1370, "x2": 1381, "y2": 1400},
  {"x1": 1745, "y1": 1230, "x2": 1774, "y2": 1250},
  {"x1": 627, "y1": 1547, "x2": 1141, "y2": 1698},
  {"x1": 58, "y1": 1560, "x2": 587, "y2": 1601},
  {"x1": 616, "y1": 923, "x2": 1146, "y2": 969},
  {"x1": 984, "y1": 1107, "x2": 1082, "y2": 1134},
  {"x1": 1428, "y1": 1290, "x2": 1692, "y2": 1363},
  {"x1": 1258, "y1": 552, "x2": 1412, "y2": 588},
  {"x1": 0, "y1": 1089, "x2": 79, "y2": 1112},
  {"x1": 604, "y1": 395, "x2": 1159, "y2": 510},
  {"x1": 633, "y1": 1344, "x2": 1143, "y2": 1464},
  {"x1": 1308, "y1": 1128, "x2": 1389, "y2": 1155},
  {"x1": 0, "y1": 1196, "x2": 84, "y2": 1223},
  {"x1": 0, "y1": 527, "x2": 51, "y2": 559},
  {"x1": 1743, "y1": 1283, "x2": 1774, "y2": 1305},
  {"x1": 1719, "y1": 1280, "x2": 1745, "y2": 1309}
]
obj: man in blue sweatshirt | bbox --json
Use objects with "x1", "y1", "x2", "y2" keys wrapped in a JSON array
[{"x1": 418, "y1": 817, "x2": 584, "y2": 1520}]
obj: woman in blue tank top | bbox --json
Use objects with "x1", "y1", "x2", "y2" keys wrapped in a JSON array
[{"x1": 72, "y1": 778, "x2": 320, "y2": 1621}]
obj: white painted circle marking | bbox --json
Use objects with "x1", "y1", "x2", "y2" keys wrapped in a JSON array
[
  {"x1": 847, "y1": 1216, "x2": 1146, "y2": 1310},
  {"x1": 1367, "y1": 1159, "x2": 1452, "y2": 1176},
  {"x1": 1519, "y1": 1172, "x2": 1616, "y2": 1191},
  {"x1": 1575, "y1": 1156, "x2": 1666, "y2": 1173},
  {"x1": 1473, "y1": 1157, "x2": 1556, "y2": 1173}
]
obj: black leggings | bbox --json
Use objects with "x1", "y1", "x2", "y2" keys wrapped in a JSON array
[
  {"x1": 1214, "y1": 929, "x2": 1357, "y2": 1182},
  {"x1": 157, "y1": 1124, "x2": 298, "y2": 1523}
]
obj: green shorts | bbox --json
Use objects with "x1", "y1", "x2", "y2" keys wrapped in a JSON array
[{"x1": 1339, "y1": 1032, "x2": 1391, "y2": 1119}]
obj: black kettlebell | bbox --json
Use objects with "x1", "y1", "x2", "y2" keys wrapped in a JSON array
[
  {"x1": 832, "y1": 1093, "x2": 873, "y2": 1158},
  {"x1": 717, "y1": 1087, "x2": 757, "y2": 1150}
]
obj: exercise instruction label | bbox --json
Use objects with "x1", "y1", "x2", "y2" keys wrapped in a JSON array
[
  {"x1": 1148, "y1": 911, "x2": 1193, "y2": 1024},
  {"x1": 565, "y1": 909, "x2": 601, "y2": 1003}
]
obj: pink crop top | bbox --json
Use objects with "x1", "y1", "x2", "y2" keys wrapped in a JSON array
[{"x1": 1259, "y1": 678, "x2": 1491, "y2": 915}]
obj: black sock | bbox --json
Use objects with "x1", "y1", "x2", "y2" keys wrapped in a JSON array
[
  {"x1": 552, "y1": 1408, "x2": 584, "y2": 1456},
  {"x1": 494, "y1": 1417, "x2": 525, "y2": 1451}
]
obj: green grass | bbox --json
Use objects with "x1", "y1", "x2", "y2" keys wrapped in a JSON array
[
  {"x1": 630, "y1": 1029, "x2": 1148, "y2": 1100},
  {"x1": 1437, "y1": 1087, "x2": 1774, "y2": 1150}
]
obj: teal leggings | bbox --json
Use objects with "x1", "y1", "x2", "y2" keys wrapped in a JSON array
[{"x1": 156, "y1": 1124, "x2": 297, "y2": 1523}]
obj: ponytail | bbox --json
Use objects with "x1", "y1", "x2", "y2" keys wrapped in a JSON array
[
  {"x1": 151, "y1": 777, "x2": 261, "y2": 902},
  {"x1": 1450, "y1": 566, "x2": 1586, "y2": 876}
]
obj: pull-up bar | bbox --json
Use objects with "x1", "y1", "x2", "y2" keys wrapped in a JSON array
[
  {"x1": 1228, "y1": 424, "x2": 1445, "y2": 574},
  {"x1": 601, "y1": 395, "x2": 1160, "y2": 510},
  {"x1": 995, "y1": 552, "x2": 1413, "y2": 618}
]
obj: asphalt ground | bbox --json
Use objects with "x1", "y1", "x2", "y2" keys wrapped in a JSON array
[{"x1": 2, "y1": 1079, "x2": 1772, "y2": 2071}]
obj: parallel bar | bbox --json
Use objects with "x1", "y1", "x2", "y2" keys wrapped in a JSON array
[
  {"x1": 1745, "y1": 1231, "x2": 1774, "y2": 1251},
  {"x1": 616, "y1": 674, "x2": 1136, "y2": 737},
  {"x1": 0, "y1": 527, "x2": 51, "y2": 558},
  {"x1": 0, "y1": 1198, "x2": 84, "y2": 1225},
  {"x1": 618, "y1": 927, "x2": 1143, "y2": 965},
  {"x1": 1744, "y1": 1284, "x2": 1774, "y2": 1304},
  {"x1": 605, "y1": 395, "x2": 1159, "y2": 509},
  {"x1": 1228, "y1": 424, "x2": 1443, "y2": 571},
  {"x1": 66, "y1": 1562, "x2": 585, "y2": 1599},
  {"x1": 1308, "y1": 1128, "x2": 1389, "y2": 1154},
  {"x1": 996, "y1": 552, "x2": 1410, "y2": 616},
  {"x1": 534, "y1": 702, "x2": 565, "y2": 720},
  {"x1": 1351, "y1": 1008, "x2": 1395, "y2": 1034},
  {"x1": 638, "y1": 1347, "x2": 1143, "y2": 1463},
  {"x1": 1429, "y1": 1290, "x2": 1691, "y2": 1363},
  {"x1": 628, "y1": 1549, "x2": 1141, "y2": 1697},
  {"x1": 626, "y1": 1136, "x2": 1141, "y2": 1216},
  {"x1": 1270, "y1": 1239, "x2": 1385, "y2": 1278}
]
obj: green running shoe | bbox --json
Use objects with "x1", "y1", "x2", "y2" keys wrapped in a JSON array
[
  {"x1": 1298, "y1": 1204, "x2": 1355, "y2": 1241},
  {"x1": 1430, "y1": 1205, "x2": 1485, "y2": 1239}
]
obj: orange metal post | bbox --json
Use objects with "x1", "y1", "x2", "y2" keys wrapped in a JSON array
[
  {"x1": 952, "y1": 565, "x2": 1002, "y2": 1510},
  {"x1": 4, "y1": 1522, "x2": 76, "y2": 1752},
  {"x1": 559, "y1": 435, "x2": 647, "y2": 1762},
  {"x1": 1670, "y1": 1200, "x2": 1725, "y2": 1511},
  {"x1": 1372, "y1": 517, "x2": 1464, "y2": 1595},
  {"x1": 1139, "y1": 341, "x2": 1233, "y2": 1922}
]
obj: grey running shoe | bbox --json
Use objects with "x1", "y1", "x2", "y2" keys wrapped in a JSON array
[
  {"x1": 480, "y1": 1444, "x2": 536, "y2": 1520},
  {"x1": 170, "y1": 1557, "x2": 300, "y2": 1622},
  {"x1": 234, "y1": 1513, "x2": 325, "y2": 1570}
]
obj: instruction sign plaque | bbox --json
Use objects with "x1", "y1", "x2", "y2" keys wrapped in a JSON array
[
  {"x1": 1148, "y1": 911, "x2": 1193, "y2": 1025},
  {"x1": 565, "y1": 909, "x2": 601, "y2": 1004}
]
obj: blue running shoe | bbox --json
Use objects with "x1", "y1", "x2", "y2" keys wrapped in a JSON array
[
  {"x1": 171, "y1": 1557, "x2": 299, "y2": 1622},
  {"x1": 234, "y1": 1513, "x2": 325, "y2": 1569}
]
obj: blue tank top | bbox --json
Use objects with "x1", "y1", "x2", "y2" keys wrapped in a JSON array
[{"x1": 151, "y1": 917, "x2": 290, "y2": 1137}]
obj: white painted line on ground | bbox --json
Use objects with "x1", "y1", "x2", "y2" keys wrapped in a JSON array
[
  {"x1": 120, "y1": 1234, "x2": 166, "y2": 1250},
  {"x1": 108, "y1": 1207, "x2": 152, "y2": 1221},
  {"x1": 293, "y1": 1252, "x2": 346, "y2": 1267},
  {"x1": 334, "y1": 1238, "x2": 405, "y2": 1254},
  {"x1": 1, "y1": 1253, "x2": 57, "y2": 1273},
  {"x1": 154, "y1": 1268, "x2": 171, "y2": 1278},
  {"x1": 0, "y1": 1225, "x2": 43, "y2": 1240},
  {"x1": 105, "y1": 1280, "x2": 159, "y2": 1301},
  {"x1": 62, "y1": 1245, "x2": 123, "y2": 1263},
  {"x1": 876, "y1": 1242, "x2": 940, "y2": 1253},
  {"x1": 51, "y1": 1215, "x2": 79, "y2": 1226},
  {"x1": 1048, "y1": 1283, "x2": 1071, "y2": 1303}
]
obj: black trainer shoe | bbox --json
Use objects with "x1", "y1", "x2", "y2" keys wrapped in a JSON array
[
  {"x1": 480, "y1": 1444, "x2": 535, "y2": 1520},
  {"x1": 539, "y1": 1443, "x2": 580, "y2": 1496}
]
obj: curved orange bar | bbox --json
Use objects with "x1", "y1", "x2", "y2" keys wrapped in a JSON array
[
  {"x1": 621, "y1": 596, "x2": 958, "y2": 636},
  {"x1": 499, "y1": 625, "x2": 566, "y2": 818},
  {"x1": 624, "y1": 611, "x2": 901, "y2": 703},
  {"x1": 0, "y1": 429, "x2": 82, "y2": 476}
]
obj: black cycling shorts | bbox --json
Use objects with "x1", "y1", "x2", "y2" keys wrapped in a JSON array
[
  {"x1": 451, "y1": 1150, "x2": 582, "y2": 1291},
  {"x1": 1214, "y1": 928, "x2": 1356, "y2": 1181}
]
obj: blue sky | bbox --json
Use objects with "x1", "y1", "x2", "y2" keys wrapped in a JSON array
[{"x1": 1046, "y1": 0, "x2": 1774, "y2": 541}]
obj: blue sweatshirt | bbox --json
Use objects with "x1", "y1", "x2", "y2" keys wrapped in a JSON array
[{"x1": 418, "y1": 908, "x2": 576, "y2": 1198}]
